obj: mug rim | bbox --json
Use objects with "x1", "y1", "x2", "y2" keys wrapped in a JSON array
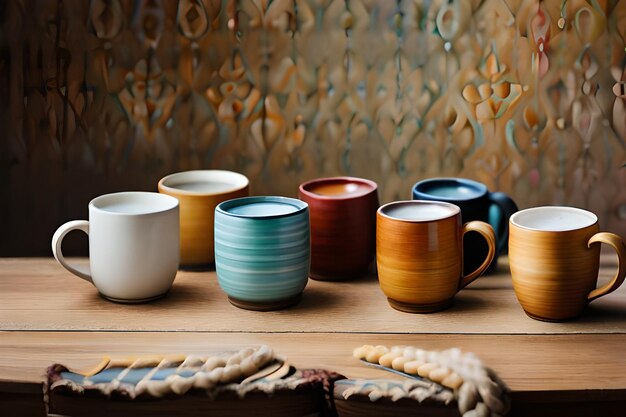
[
  {"x1": 377, "y1": 200, "x2": 460, "y2": 223},
  {"x1": 89, "y1": 192, "x2": 179, "y2": 216},
  {"x1": 510, "y1": 206, "x2": 598, "y2": 232},
  {"x1": 412, "y1": 177, "x2": 488, "y2": 201},
  {"x1": 158, "y1": 170, "x2": 249, "y2": 197},
  {"x1": 299, "y1": 176, "x2": 378, "y2": 201},
  {"x1": 216, "y1": 196, "x2": 308, "y2": 220}
]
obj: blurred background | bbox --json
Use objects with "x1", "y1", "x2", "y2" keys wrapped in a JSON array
[{"x1": 0, "y1": 0, "x2": 625, "y2": 256}]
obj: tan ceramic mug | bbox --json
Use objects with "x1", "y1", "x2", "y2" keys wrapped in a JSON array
[
  {"x1": 377, "y1": 201, "x2": 496, "y2": 313},
  {"x1": 509, "y1": 206, "x2": 626, "y2": 322},
  {"x1": 158, "y1": 170, "x2": 249, "y2": 267}
]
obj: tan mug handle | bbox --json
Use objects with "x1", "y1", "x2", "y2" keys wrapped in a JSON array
[
  {"x1": 459, "y1": 221, "x2": 497, "y2": 290},
  {"x1": 587, "y1": 232, "x2": 626, "y2": 302}
]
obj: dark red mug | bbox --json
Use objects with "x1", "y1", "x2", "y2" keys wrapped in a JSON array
[{"x1": 299, "y1": 177, "x2": 379, "y2": 281}]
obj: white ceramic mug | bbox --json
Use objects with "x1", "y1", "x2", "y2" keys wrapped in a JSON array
[{"x1": 51, "y1": 192, "x2": 180, "y2": 303}]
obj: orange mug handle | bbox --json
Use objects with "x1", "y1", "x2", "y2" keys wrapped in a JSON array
[
  {"x1": 587, "y1": 232, "x2": 626, "y2": 302},
  {"x1": 459, "y1": 221, "x2": 497, "y2": 290}
]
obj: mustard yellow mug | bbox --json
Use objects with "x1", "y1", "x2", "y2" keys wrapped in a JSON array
[{"x1": 158, "y1": 170, "x2": 249, "y2": 267}]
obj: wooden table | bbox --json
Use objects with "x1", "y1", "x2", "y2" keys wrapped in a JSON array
[{"x1": 1, "y1": 255, "x2": 625, "y2": 416}]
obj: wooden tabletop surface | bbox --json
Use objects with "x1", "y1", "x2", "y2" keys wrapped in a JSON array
[
  {"x1": 1, "y1": 255, "x2": 625, "y2": 409},
  {"x1": 1, "y1": 256, "x2": 625, "y2": 333}
]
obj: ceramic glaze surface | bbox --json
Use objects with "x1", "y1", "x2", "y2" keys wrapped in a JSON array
[
  {"x1": 93, "y1": 192, "x2": 179, "y2": 214},
  {"x1": 511, "y1": 206, "x2": 597, "y2": 232},
  {"x1": 414, "y1": 179, "x2": 486, "y2": 201},
  {"x1": 214, "y1": 197, "x2": 310, "y2": 309},
  {"x1": 226, "y1": 202, "x2": 299, "y2": 216},
  {"x1": 51, "y1": 192, "x2": 180, "y2": 302},
  {"x1": 307, "y1": 181, "x2": 372, "y2": 197},
  {"x1": 159, "y1": 170, "x2": 249, "y2": 266},
  {"x1": 425, "y1": 186, "x2": 481, "y2": 198},
  {"x1": 173, "y1": 181, "x2": 236, "y2": 193},
  {"x1": 97, "y1": 202, "x2": 160, "y2": 214},
  {"x1": 381, "y1": 201, "x2": 457, "y2": 221},
  {"x1": 160, "y1": 170, "x2": 249, "y2": 195},
  {"x1": 376, "y1": 201, "x2": 496, "y2": 313},
  {"x1": 509, "y1": 206, "x2": 626, "y2": 321},
  {"x1": 299, "y1": 177, "x2": 378, "y2": 281}
]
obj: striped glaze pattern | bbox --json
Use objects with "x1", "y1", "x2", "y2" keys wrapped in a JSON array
[
  {"x1": 214, "y1": 197, "x2": 310, "y2": 305},
  {"x1": 377, "y1": 210, "x2": 463, "y2": 306},
  {"x1": 376, "y1": 201, "x2": 496, "y2": 313},
  {"x1": 510, "y1": 208, "x2": 626, "y2": 321}
]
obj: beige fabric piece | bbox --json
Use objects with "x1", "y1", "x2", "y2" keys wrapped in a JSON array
[
  {"x1": 49, "y1": 346, "x2": 278, "y2": 400},
  {"x1": 353, "y1": 345, "x2": 510, "y2": 416}
]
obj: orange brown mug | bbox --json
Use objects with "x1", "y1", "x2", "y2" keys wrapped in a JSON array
[
  {"x1": 509, "y1": 206, "x2": 626, "y2": 322},
  {"x1": 377, "y1": 201, "x2": 496, "y2": 313}
]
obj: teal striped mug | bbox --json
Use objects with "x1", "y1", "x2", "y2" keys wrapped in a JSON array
[{"x1": 214, "y1": 196, "x2": 310, "y2": 311}]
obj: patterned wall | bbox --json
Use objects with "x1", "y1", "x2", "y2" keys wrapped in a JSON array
[{"x1": 1, "y1": 0, "x2": 625, "y2": 255}]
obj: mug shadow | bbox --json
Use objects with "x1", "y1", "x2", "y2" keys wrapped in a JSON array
[
  {"x1": 575, "y1": 303, "x2": 626, "y2": 324},
  {"x1": 179, "y1": 263, "x2": 216, "y2": 272},
  {"x1": 154, "y1": 283, "x2": 208, "y2": 306},
  {"x1": 92, "y1": 284, "x2": 206, "y2": 306},
  {"x1": 447, "y1": 295, "x2": 490, "y2": 314},
  {"x1": 385, "y1": 294, "x2": 488, "y2": 315},
  {"x1": 290, "y1": 285, "x2": 342, "y2": 313},
  {"x1": 328, "y1": 273, "x2": 378, "y2": 285}
]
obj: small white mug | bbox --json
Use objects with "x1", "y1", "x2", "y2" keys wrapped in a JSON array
[{"x1": 52, "y1": 192, "x2": 180, "y2": 303}]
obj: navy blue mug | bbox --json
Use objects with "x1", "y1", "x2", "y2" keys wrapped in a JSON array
[{"x1": 412, "y1": 178, "x2": 518, "y2": 274}]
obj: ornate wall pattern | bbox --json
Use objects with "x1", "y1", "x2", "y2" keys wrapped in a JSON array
[{"x1": 1, "y1": 0, "x2": 625, "y2": 255}]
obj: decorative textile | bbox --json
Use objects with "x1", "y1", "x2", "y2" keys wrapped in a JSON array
[
  {"x1": 45, "y1": 345, "x2": 343, "y2": 415},
  {"x1": 47, "y1": 346, "x2": 281, "y2": 399},
  {"x1": 351, "y1": 345, "x2": 510, "y2": 416}
]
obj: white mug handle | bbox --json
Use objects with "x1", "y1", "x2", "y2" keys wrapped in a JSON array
[{"x1": 51, "y1": 220, "x2": 93, "y2": 283}]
